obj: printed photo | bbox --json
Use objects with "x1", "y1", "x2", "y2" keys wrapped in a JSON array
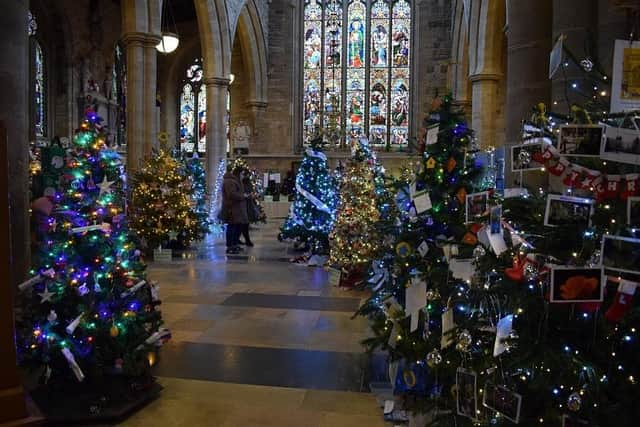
[
  {"x1": 544, "y1": 195, "x2": 595, "y2": 228},
  {"x1": 557, "y1": 125, "x2": 603, "y2": 156},
  {"x1": 550, "y1": 267, "x2": 604, "y2": 303},
  {"x1": 601, "y1": 235, "x2": 640, "y2": 276},
  {"x1": 629, "y1": 197, "x2": 640, "y2": 228},
  {"x1": 456, "y1": 368, "x2": 477, "y2": 419},
  {"x1": 483, "y1": 382, "x2": 522, "y2": 424},
  {"x1": 511, "y1": 142, "x2": 544, "y2": 172},
  {"x1": 601, "y1": 119, "x2": 640, "y2": 165},
  {"x1": 465, "y1": 192, "x2": 489, "y2": 223}
]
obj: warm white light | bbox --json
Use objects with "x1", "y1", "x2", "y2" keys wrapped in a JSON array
[
  {"x1": 229, "y1": 73, "x2": 235, "y2": 84},
  {"x1": 156, "y1": 33, "x2": 179, "y2": 53}
]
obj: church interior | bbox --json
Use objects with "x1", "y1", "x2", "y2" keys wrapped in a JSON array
[{"x1": 1, "y1": 0, "x2": 640, "y2": 426}]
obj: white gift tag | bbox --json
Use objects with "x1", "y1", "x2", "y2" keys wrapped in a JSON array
[
  {"x1": 413, "y1": 191, "x2": 432, "y2": 214},
  {"x1": 418, "y1": 241, "x2": 429, "y2": 257},
  {"x1": 449, "y1": 258, "x2": 475, "y2": 283},
  {"x1": 426, "y1": 125, "x2": 439, "y2": 145}
]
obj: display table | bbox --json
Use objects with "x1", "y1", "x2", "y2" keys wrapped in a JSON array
[{"x1": 262, "y1": 200, "x2": 291, "y2": 218}]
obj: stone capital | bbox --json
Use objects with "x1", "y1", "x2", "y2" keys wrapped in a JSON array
[
  {"x1": 204, "y1": 77, "x2": 231, "y2": 87},
  {"x1": 469, "y1": 72, "x2": 503, "y2": 83}
]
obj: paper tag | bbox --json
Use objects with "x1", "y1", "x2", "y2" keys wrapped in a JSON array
[
  {"x1": 426, "y1": 125, "x2": 439, "y2": 145},
  {"x1": 488, "y1": 230, "x2": 508, "y2": 255},
  {"x1": 449, "y1": 258, "x2": 475, "y2": 283},
  {"x1": 384, "y1": 400, "x2": 395, "y2": 415},
  {"x1": 413, "y1": 191, "x2": 432, "y2": 214},
  {"x1": 410, "y1": 181, "x2": 417, "y2": 197},
  {"x1": 493, "y1": 314, "x2": 513, "y2": 357},
  {"x1": 441, "y1": 309, "x2": 455, "y2": 349},
  {"x1": 328, "y1": 268, "x2": 341, "y2": 287},
  {"x1": 418, "y1": 241, "x2": 429, "y2": 257},
  {"x1": 406, "y1": 278, "x2": 427, "y2": 317},
  {"x1": 504, "y1": 187, "x2": 529, "y2": 198}
]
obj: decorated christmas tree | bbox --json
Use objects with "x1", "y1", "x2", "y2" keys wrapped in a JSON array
[
  {"x1": 18, "y1": 112, "x2": 169, "y2": 396},
  {"x1": 130, "y1": 150, "x2": 208, "y2": 251},
  {"x1": 279, "y1": 135, "x2": 339, "y2": 255},
  {"x1": 182, "y1": 153, "x2": 211, "y2": 243},
  {"x1": 329, "y1": 140, "x2": 381, "y2": 283}
]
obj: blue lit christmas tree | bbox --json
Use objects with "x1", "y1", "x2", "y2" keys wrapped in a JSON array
[
  {"x1": 279, "y1": 135, "x2": 339, "y2": 255},
  {"x1": 18, "y1": 112, "x2": 169, "y2": 394}
]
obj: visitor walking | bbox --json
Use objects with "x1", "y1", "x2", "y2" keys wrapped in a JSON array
[{"x1": 222, "y1": 165, "x2": 249, "y2": 254}]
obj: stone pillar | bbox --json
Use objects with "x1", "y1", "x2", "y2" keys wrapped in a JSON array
[
  {"x1": 205, "y1": 77, "x2": 231, "y2": 216},
  {"x1": 122, "y1": 32, "x2": 146, "y2": 172},
  {"x1": 470, "y1": 75, "x2": 501, "y2": 148},
  {"x1": 551, "y1": 0, "x2": 595, "y2": 113},
  {"x1": 143, "y1": 36, "x2": 161, "y2": 157},
  {"x1": 0, "y1": 3, "x2": 29, "y2": 422},
  {"x1": 244, "y1": 100, "x2": 268, "y2": 152},
  {"x1": 505, "y1": 0, "x2": 552, "y2": 181}
]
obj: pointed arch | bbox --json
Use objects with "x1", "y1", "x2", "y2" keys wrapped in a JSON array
[
  {"x1": 195, "y1": 0, "x2": 232, "y2": 79},
  {"x1": 235, "y1": 0, "x2": 268, "y2": 104}
]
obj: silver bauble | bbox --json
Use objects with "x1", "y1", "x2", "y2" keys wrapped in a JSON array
[
  {"x1": 426, "y1": 350, "x2": 443, "y2": 368},
  {"x1": 567, "y1": 392, "x2": 582, "y2": 412},
  {"x1": 580, "y1": 58, "x2": 594, "y2": 72},
  {"x1": 473, "y1": 246, "x2": 486, "y2": 259},
  {"x1": 518, "y1": 150, "x2": 531, "y2": 165},
  {"x1": 457, "y1": 330, "x2": 473, "y2": 351}
]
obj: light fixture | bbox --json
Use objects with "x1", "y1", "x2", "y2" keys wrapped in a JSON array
[
  {"x1": 156, "y1": 0, "x2": 179, "y2": 54},
  {"x1": 229, "y1": 73, "x2": 235, "y2": 84},
  {"x1": 156, "y1": 33, "x2": 180, "y2": 54}
]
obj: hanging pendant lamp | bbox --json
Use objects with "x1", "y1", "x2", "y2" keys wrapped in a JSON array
[{"x1": 156, "y1": 0, "x2": 179, "y2": 54}]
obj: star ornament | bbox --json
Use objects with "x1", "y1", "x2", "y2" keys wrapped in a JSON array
[
  {"x1": 38, "y1": 286, "x2": 55, "y2": 303},
  {"x1": 97, "y1": 175, "x2": 115, "y2": 196}
]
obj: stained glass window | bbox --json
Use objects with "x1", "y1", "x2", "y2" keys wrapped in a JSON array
[
  {"x1": 302, "y1": 0, "x2": 412, "y2": 149},
  {"x1": 179, "y1": 59, "x2": 208, "y2": 154},
  {"x1": 34, "y1": 40, "x2": 46, "y2": 138}
]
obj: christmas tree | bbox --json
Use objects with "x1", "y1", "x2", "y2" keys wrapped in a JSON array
[
  {"x1": 18, "y1": 111, "x2": 169, "y2": 390},
  {"x1": 130, "y1": 150, "x2": 208, "y2": 251},
  {"x1": 329, "y1": 140, "x2": 381, "y2": 282},
  {"x1": 279, "y1": 136, "x2": 339, "y2": 255},
  {"x1": 180, "y1": 152, "x2": 211, "y2": 245}
]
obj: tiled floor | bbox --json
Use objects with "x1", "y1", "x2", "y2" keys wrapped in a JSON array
[{"x1": 120, "y1": 221, "x2": 387, "y2": 426}]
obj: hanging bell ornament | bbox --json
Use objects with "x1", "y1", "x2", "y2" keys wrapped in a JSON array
[
  {"x1": 426, "y1": 350, "x2": 443, "y2": 368},
  {"x1": 567, "y1": 392, "x2": 582, "y2": 412},
  {"x1": 580, "y1": 58, "x2": 594, "y2": 72}
]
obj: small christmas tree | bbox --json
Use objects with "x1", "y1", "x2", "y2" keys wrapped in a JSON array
[
  {"x1": 18, "y1": 111, "x2": 168, "y2": 393},
  {"x1": 279, "y1": 136, "x2": 339, "y2": 255},
  {"x1": 130, "y1": 150, "x2": 207, "y2": 252},
  {"x1": 182, "y1": 153, "x2": 211, "y2": 244},
  {"x1": 329, "y1": 140, "x2": 381, "y2": 283}
]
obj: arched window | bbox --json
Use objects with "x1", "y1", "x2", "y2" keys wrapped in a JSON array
[
  {"x1": 179, "y1": 59, "x2": 205, "y2": 154},
  {"x1": 303, "y1": 0, "x2": 412, "y2": 150},
  {"x1": 113, "y1": 43, "x2": 127, "y2": 149}
]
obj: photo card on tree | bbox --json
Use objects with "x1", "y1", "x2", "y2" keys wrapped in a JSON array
[
  {"x1": 544, "y1": 194, "x2": 595, "y2": 228},
  {"x1": 465, "y1": 191, "x2": 489, "y2": 223},
  {"x1": 601, "y1": 235, "x2": 640, "y2": 276},
  {"x1": 456, "y1": 368, "x2": 478, "y2": 420},
  {"x1": 549, "y1": 266, "x2": 604, "y2": 303},
  {"x1": 557, "y1": 125, "x2": 604, "y2": 157},
  {"x1": 600, "y1": 121, "x2": 640, "y2": 166},
  {"x1": 511, "y1": 142, "x2": 545, "y2": 172},
  {"x1": 482, "y1": 382, "x2": 522, "y2": 424}
]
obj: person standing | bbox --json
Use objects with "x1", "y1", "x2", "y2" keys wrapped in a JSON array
[
  {"x1": 240, "y1": 170, "x2": 255, "y2": 247},
  {"x1": 222, "y1": 165, "x2": 249, "y2": 254}
]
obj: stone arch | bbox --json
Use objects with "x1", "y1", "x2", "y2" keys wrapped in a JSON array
[
  {"x1": 195, "y1": 0, "x2": 232, "y2": 79},
  {"x1": 235, "y1": 1, "x2": 268, "y2": 105}
]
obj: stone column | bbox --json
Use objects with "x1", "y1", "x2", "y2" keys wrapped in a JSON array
[
  {"x1": 143, "y1": 36, "x2": 161, "y2": 157},
  {"x1": 122, "y1": 32, "x2": 146, "y2": 172},
  {"x1": 505, "y1": 0, "x2": 552, "y2": 182},
  {"x1": 244, "y1": 100, "x2": 268, "y2": 152},
  {"x1": 0, "y1": 1, "x2": 30, "y2": 421},
  {"x1": 470, "y1": 75, "x2": 501, "y2": 148},
  {"x1": 205, "y1": 77, "x2": 231, "y2": 216}
]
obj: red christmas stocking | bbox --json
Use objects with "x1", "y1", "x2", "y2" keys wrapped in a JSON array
[
  {"x1": 605, "y1": 280, "x2": 638, "y2": 323},
  {"x1": 621, "y1": 174, "x2": 639, "y2": 200}
]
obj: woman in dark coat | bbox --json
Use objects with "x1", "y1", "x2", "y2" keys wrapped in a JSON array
[{"x1": 222, "y1": 166, "x2": 249, "y2": 254}]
